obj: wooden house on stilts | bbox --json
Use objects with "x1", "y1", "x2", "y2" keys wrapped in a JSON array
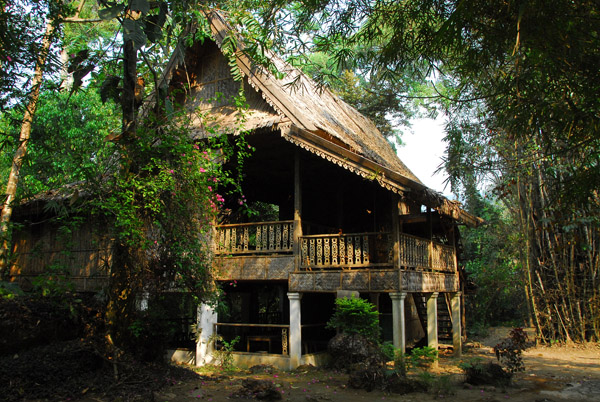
[{"x1": 7, "y1": 10, "x2": 483, "y2": 370}]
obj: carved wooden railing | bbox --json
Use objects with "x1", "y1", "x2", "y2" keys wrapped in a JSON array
[
  {"x1": 215, "y1": 221, "x2": 294, "y2": 255},
  {"x1": 300, "y1": 232, "x2": 393, "y2": 269},
  {"x1": 214, "y1": 323, "x2": 290, "y2": 355},
  {"x1": 215, "y1": 222, "x2": 456, "y2": 272},
  {"x1": 398, "y1": 233, "x2": 456, "y2": 272},
  {"x1": 431, "y1": 242, "x2": 456, "y2": 272}
]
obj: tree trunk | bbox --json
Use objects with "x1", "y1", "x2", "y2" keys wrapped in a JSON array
[{"x1": 0, "y1": 18, "x2": 55, "y2": 276}]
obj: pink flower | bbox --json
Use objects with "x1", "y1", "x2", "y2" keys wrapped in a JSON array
[
  {"x1": 6, "y1": 55, "x2": 11, "y2": 62},
  {"x1": 199, "y1": 167, "x2": 206, "y2": 173},
  {"x1": 193, "y1": 144, "x2": 200, "y2": 149},
  {"x1": 208, "y1": 186, "x2": 212, "y2": 192},
  {"x1": 169, "y1": 169, "x2": 174, "y2": 174}
]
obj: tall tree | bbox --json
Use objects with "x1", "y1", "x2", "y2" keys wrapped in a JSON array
[
  {"x1": 0, "y1": 0, "x2": 109, "y2": 275},
  {"x1": 0, "y1": 2, "x2": 60, "y2": 274}
]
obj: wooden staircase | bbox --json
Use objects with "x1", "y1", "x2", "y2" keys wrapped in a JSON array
[{"x1": 413, "y1": 293, "x2": 453, "y2": 343}]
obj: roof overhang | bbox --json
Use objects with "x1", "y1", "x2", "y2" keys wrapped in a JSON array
[{"x1": 282, "y1": 124, "x2": 484, "y2": 228}]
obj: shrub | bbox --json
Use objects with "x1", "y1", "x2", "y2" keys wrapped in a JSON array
[
  {"x1": 210, "y1": 334, "x2": 240, "y2": 370},
  {"x1": 408, "y1": 346, "x2": 438, "y2": 371},
  {"x1": 494, "y1": 327, "x2": 529, "y2": 373},
  {"x1": 326, "y1": 296, "x2": 379, "y2": 338}
]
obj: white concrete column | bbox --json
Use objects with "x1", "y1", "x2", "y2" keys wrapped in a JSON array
[
  {"x1": 390, "y1": 292, "x2": 407, "y2": 353},
  {"x1": 426, "y1": 292, "x2": 439, "y2": 350},
  {"x1": 451, "y1": 292, "x2": 462, "y2": 356},
  {"x1": 196, "y1": 303, "x2": 218, "y2": 366},
  {"x1": 288, "y1": 292, "x2": 302, "y2": 368}
]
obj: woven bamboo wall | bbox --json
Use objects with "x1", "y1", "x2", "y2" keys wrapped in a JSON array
[{"x1": 9, "y1": 220, "x2": 113, "y2": 292}]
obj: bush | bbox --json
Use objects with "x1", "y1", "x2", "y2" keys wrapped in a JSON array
[
  {"x1": 407, "y1": 346, "x2": 438, "y2": 371},
  {"x1": 210, "y1": 334, "x2": 240, "y2": 370},
  {"x1": 326, "y1": 296, "x2": 379, "y2": 338},
  {"x1": 494, "y1": 327, "x2": 529, "y2": 373}
]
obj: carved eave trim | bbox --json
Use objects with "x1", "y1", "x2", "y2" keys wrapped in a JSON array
[
  {"x1": 282, "y1": 125, "x2": 484, "y2": 228},
  {"x1": 281, "y1": 125, "x2": 410, "y2": 195}
]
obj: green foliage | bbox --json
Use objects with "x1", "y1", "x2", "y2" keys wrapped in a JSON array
[
  {"x1": 96, "y1": 112, "x2": 243, "y2": 299},
  {"x1": 0, "y1": 281, "x2": 24, "y2": 299},
  {"x1": 0, "y1": 89, "x2": 118, "y2": 199},
  {"x1": 31, "y1": 263, "x2": 75, "y2": 298},
  {"x1": 460, "y1": 193, "x2": 527, "y2": 327},
  {"x1": 392, "y1": 349, "x2": 407, "y2": 376},
  {"x1": 126, "y1": 301, "x2": 178, "y2": 361},
  {"x1": 326, "y1": 296, "x2": 380, "y2": 338},
  {"x1": 210, "y1": 334, "x2": 240, "y2": 370},
  {"x1": 416, "y1": 372, "x2": 454, "y2": 396},
  {"x1": 494, "y1": 327, "x2": 529, "y2": 373},
  {"x1": 0, "y1": 1, "x2": 66, "y2": 110},
  {"x1": 407, "y1": 346, "x2": 438, "y2": 372},
  {"x1": 379, "y1": 341, "x2": 395, "y2": 362}
]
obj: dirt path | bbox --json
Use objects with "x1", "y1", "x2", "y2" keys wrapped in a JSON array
[{"x1": 149, "y1": 328, "x2": 600, "y2": 402}]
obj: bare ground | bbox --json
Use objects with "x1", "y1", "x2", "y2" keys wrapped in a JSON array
[
  {"x1": 4, "y1": 327, "x2": 598, "y2": 401},
  {"x1": 149, "y1": 328, "x2": 600, "y2": 402}
]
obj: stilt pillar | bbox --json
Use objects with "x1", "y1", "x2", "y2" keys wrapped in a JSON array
[
  {"x1": 196, "y1": 303, "x2": 217, "y2": 366},
  {"x1": 288, "y1": 292, "x2": 302, "y2": 368},
  {"x1": 452, "y1": 292, "x2": 462, "y2": 356},
  {"x1": 390, "y1": 292, "x2": 407, "y2": 353},
  {"x1": 426, "y1": 292, "x2": 439, "y2": 350}
]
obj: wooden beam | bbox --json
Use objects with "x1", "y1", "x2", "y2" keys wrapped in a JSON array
[{"x1": 293, "y1": 150, "x2": 303, "y2": 271}]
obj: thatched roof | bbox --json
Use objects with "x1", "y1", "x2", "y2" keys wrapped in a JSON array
[{"x1": 149, "y1": 10, "x2": 482, "y2": 227}]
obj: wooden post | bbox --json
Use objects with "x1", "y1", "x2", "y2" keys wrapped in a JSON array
[
  {"x1": 427, "y1": 292, "x2": 439, "y2": 351},
  {"x1": 450, "y1": 224, "x2": 458, "y2": 272},
  {"x1": 427, "y1": 208, "x2": 433, "y2": 270},
  {"x1": 392, "y1": 196, "x2": 400, "y2": 270},
  {"x1": 293, "y1": 151, "x2": 303, "y2": 271},
  {"x1": 451, "y1": 292, "x2": 462, "y2": 356}
]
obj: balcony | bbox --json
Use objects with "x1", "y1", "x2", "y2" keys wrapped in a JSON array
[
  {"x1": 214, "y1": 221, "x2": 456, "y2": 273},
  {"x1": 215, "y1": 220, "x2": 295, "y2": 255}
]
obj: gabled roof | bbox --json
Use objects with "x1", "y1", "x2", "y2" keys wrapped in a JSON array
[{"x1": 150, "y1": 10, "x2": 482, "y2": 227}]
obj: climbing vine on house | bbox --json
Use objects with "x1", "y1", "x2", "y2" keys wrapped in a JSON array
[{"x1": 95, "y1": 97, "x2": 253, "y2": 353}]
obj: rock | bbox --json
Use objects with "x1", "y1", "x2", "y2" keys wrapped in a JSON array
[
  {"x1": 295, "y1": 364, "x2": 318, "y2": 372},
  {"x1": 463, "y1": 361, "x2": 512, "y2": 387},
  {"x1": 327, "y1": 333, "x2": 384, "y2": 370},
  {"x1": 231, "y1": 378, "x2": 282, "y2": 400},
  {"x1": 248, "y1": 364, "x2": 276, "y2": 374}
]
